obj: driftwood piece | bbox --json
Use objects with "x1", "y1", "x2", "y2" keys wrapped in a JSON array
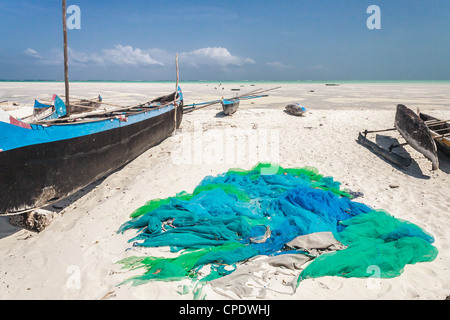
[
  {"x1": 9, "y1": 211, "x2": 55, "y2": 233},
  {"x1": 357, "y1": 132, "x2": 412, "y2": 167}
]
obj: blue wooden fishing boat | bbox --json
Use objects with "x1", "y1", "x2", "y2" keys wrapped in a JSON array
[
  {"x1": 0, "y1": 0, "x2": 184, "y2": 215},
  {"x1": 221, "y1": 98, "x2": 240, "y2": 115},
  {"x1": 0, "y1": 86, "x2": 183, "y2": 215},
  {"x1": 183, "y1": 86, "x2": 280, "y2": 115}
]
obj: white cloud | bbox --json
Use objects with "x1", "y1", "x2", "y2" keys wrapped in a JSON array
[
  {"x1": 24, "y1": 45, "x2": 254, "y2": 70},
  {"x1": 266, "y1": 61, "x2": 285, "y2": 68},
  {"x1": 24, "y1": 48, "x2": 42, "y2": 59},
  {"x1": 180, "y1": 47, "x2": 255, "y2": 67},
  {"x1": 24, "y1": 48, "x2": 61, "y2": 66},
  {"x1": 266, "y1": 61, "x2": 296, "y2": 70},
  {"x1": 102, "y1": 45, "x2": 164, "y2": 67},
  {"x1": 69, "y1": 48, "x2": 105, "y2": 66},
  {"x1": 24, "y1": 45, "x2": 164, "y2": 68}
]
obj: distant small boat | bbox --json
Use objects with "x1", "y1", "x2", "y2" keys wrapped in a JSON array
[
  {"x1": 419, "y1": 111, "x2": 450, "y2": 157},
  {"x1": 395, "y1": 104, "x2": 439, "y2": 170},
  {"x1": 184, "y1": 86, "x2": 280, "y2": 115},
  {"x1": 285, "y1": 103, "x2": 306, "y2": 117},
  {"x1": 221, "y1": 98, "x2": 240, "y2": 116},
  {"x1": 0, "y1": 101, "x2": 19, "y2": 111}
]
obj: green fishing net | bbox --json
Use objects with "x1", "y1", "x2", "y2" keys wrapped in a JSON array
[
  {"x1": 117, "y1": 163, "x2": 438, "y2": 294},
  {"x1": 299, "y1": 210, "x2": 438, "y2": 282}
]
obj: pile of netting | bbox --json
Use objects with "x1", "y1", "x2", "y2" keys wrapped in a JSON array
[{"x1": 117, "y1": 163, "x2": 438, "y2": 296}]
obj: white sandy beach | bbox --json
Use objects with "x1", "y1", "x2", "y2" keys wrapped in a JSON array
[{"x1": 0, "y1": 82, "x2": 449, "y2": 300}]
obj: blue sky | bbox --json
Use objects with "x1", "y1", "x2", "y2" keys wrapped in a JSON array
[{"x1": 0, "y1": 0, "x2": 449, "y2": 81}]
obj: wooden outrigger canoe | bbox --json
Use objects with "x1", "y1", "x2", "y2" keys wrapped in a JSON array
[
  {"x1": 183, "y1": 86, "x2": 280, "y2": 114},
  {"x1": 395, "y1": 104, "x2": 439, "y2": 170},
  {"x1": 419, "y1": 111, "x2": 450, "y2": 157},
  {"x1": 0, "y1": 1, "x2": 184, "y2": 215},
  {"x1": 0, "y1": 87, "x2": 183, "y2": 215},
  {"x1": 221, "y1": 98, "x2": 240, "y2": 115},
  {"x1": 358, "y1": 104, "x2": 444, "y2": 170}
]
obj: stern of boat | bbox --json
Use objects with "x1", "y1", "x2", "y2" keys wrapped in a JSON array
[{"x1": 176, "y1": 86, "x2": 183, "y2": 129}]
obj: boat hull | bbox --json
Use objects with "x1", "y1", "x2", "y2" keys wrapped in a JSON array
[
  {"x1": 394, "y1": 104, "x2": 439, "y2": 170},
  {"x1": 419, "y1": 112, "x2": 450, "y2": 157},
  {"x1": 0, "y1": 99, "x2": 183, "y2": 215},
  {"x1": 222, "y1": 99, "x2": 240, "y2": 115}
]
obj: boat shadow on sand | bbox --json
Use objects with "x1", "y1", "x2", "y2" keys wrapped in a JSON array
[
  {"x1": 362, "y1": 134, "x2": 429, "y2": 179},
  {"x1": 0, "y1": 134, "x2": 173, "y2": 236},
  {"x1": 215, "y1": 111, "x2": 229, "y2": 118},
  {"x1": 436, "y1": 150, "x2": 450, "y2": 174},
  {"x1": 360, "y1": 134, "x2": 450, "y2": 178}
]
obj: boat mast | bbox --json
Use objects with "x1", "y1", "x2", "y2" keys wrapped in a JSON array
[
  {"x1": 173, "y1": 54, "x2": 179, "y2": 131},
  {"x1": 175, "y1": 53, "x2": 179, "y2": 94},
  {"x1": 62, "y1": 0, "x2": 70, "y2": 116}
]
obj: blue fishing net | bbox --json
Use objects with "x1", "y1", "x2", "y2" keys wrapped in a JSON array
[{"x1": 117, "y1": 163, "x2": 438, "y2": 290}]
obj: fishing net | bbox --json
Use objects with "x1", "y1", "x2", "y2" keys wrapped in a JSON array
[
  {"x1": 117, "y1": 163, "x2": 438, "y2": 296},
  {"x1": 299, "y1": 210, "x2": 437, "y2": 282}
]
